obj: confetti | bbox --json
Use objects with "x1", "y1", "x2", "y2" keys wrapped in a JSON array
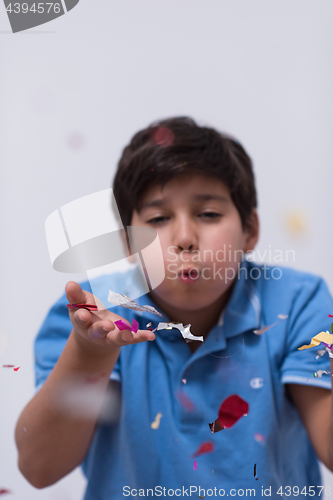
[
  {"x1": 191, "y1": 441, "x2": 214, "y2": 458},
  {"x1": 217, "y1": 394, "x2": 249, "y2": 428},
  {"x1": 208, "y1": 419, "x2": 225, "y2": 433},
  {"x1": 193, "y1": 459, "x2": 197, "y2": 471},
  {"x1": 254, "y1": 314, "x2": 288, "y2": 335},
  {"x1": 151, "y1": 412, "x2": 162, "y2": 429},
  {"x1": 212, "y1": 469, "x2": 215, "y2": 475},
  {"x1": 146, "y1": 322, "x2": 152, "y2": 331},
  {"x1": 3, "y1": 365, "x2": 20, "y2": 371},
  {"x1": 298, "y1": 331, "x2": 333, "y2": 350},
  {"x1": 156, "y1": 322, "x2": 203, "y2": 342},
  {"x1": 316, "y1": 349, "x2": 327, "y2": 359},
  {"x1": 114, "y1": 319, "x2": 139, "y2": 333},
  {"x1": 108, "y1": 291, "x2": 162, "y2": 316},
  {"x1": 67, "y1": 303, "x2": 98, "y2": 311},
  {"x1": 254, "y1": 433, "x2": 266, "y2": 444},
  {"x1": 0, "y1": 491, "x2": 11, "y2": 496},
  {"x1": 313, "y1": 370, "x2": 329, "y2": 378},
  {"x1": 176, "y1": 390, "x2": 196, "y2": 412},
  {"x1": 182, "y1": 379, "x2": 187, "y2": 384},
  {"x1": 151, "y1": 127, "x2": 175, "y2": 147}
]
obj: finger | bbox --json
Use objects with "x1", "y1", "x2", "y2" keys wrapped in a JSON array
[
  {"x1": 73, "y1": 308, "x2": 92, "y2": 329},
  {"x1": 65, "y1": 281, "x2": 86, "y2": 304},
  {"x1": 88, "y1": 320, "x2": 115, "y2": 341},
  {"x1": 113, "y1": 329, "x2": 155, "y2": 345}
]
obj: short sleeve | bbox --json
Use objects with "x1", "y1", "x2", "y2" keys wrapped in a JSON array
[
  {"x1": 34, "y1": 280, "x2": 121, "y2": 392},
  {"x1": 281, "y1": 275, "x2": 333, "y2": 389}
]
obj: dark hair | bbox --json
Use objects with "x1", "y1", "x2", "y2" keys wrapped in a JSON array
[{"x1": 112, "y1": 116, "x2": 257, "y2": 230}]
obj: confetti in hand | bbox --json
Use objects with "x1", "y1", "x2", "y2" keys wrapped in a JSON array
[
  {"x1": 191, "y1": 441, "x2": 214, "y2": 458},
  {"x1": 254, "y1": 314, "x2": 288, "y2": 335},
  {"x1": 114, "y1": 319, "x2": 139, "y2": 333},
  {"x1": 151, "y1": 412, "x2": 162, "y2": 429},
  {"x1": 108, "y1": 291, "x2": 162, "y2": 316},
  {"x1": 157, "y1": 322, "x2": 203, "y2": 342},
  {"x1": 313, "y1": 370, "x2": 329, "y2": 378},
  {"x1": 67, "y1": 303, "x2": 98, "y2": 311}
]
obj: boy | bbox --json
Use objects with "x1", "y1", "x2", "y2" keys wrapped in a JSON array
[{"x1": 16, "y1": 117, "x2": 333, "y2": 499}]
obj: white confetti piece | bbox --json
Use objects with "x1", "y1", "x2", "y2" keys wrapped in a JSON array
[
  {"x1": 156, "y1": 322, "x2": 203, "y2": 342},
  {"x1": 108, "y1": 290, "x2": 162, "y2": 316}
]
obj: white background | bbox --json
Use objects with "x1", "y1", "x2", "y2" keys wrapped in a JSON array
[{"x1": 1, "y1": 0, "x2": 333, "y2": 498}]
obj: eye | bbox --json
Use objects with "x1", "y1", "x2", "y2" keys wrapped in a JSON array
[
  {"x1": 199, "y1": 212, "x2": 221, "y2": 218},
  {"x1": 147, "y1": 216, "x2": 169, "y2": 224}
]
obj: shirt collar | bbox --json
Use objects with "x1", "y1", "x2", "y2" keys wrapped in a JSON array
[{"x1": 128, "y1": 260, "x2": 261, "y2": 349}]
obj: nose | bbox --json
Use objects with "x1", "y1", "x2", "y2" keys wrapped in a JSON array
[{"x1": 172, "y1": 215, "x2": 198, "y2": 253}]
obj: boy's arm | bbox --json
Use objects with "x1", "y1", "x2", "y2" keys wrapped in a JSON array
[
  {"x1": 286, "y1": 379, "x2": 333, "y2": 472},
  {"x1": 15, "y1": 330, "x2": 120, "y2": 488},
  {"x1": 15, "y1": 281, "x2": 155, "y2": 489}
]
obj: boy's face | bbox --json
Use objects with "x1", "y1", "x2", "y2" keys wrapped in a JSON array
[{"x1": 130, "y1": 173, "x2": 259, "y2": 325}]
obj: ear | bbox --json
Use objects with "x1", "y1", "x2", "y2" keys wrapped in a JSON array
[{"x1": 244, "y1": 209, "x2": 259, "y2": 253}]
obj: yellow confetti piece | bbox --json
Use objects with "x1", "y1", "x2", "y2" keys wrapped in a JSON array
[
  {"x1": 151, "y1": 412, "x2": 162, "y2": 429},
  {"x1": 298, "y1": 331, "x2": 333, "y2": 350}
]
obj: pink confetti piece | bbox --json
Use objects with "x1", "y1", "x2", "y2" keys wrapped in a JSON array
[
  {"x1": 0, "y1": 490, "x2": 11, "y2": 496},
  {"x1": 193, "y1": 459, "x2": 197, "y2": 470},
  {"x1": 13, "y1": 367, "x2": 20, "y2": 372},
  {"x1": 192, "y1": 441, "x2": 214, "y2": 458},
  {"x1": 254, "y1": 433, "x2": 266, "y2": 443},
  {"x1": 254, "y1": 314, "x2": 288, "y2": 335},
  {"x1": 150, "y1": 127, "x2": 175, "y2": 147},
  {"x1": 2, "y1": 365, "x2": 15, "y2": 368},
  {"x1": 176, "y1": 390, "x2": 196, "y2": 412},
  {"x1": 114, "y1": 319, "x2": 139, "y2": 333},
  {"x1": 182, "y1": 379, "x2": 187, "y2": 384},
  {"x1": 67, "y1": 303, "x2": 98, "y2": 311}
]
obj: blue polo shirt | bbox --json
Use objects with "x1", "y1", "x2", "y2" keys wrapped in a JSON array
[{"x1": 35, "y1": 261, "x2": 333, "y2": 499}]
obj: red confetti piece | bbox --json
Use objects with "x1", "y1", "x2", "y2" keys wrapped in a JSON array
[
  {"x1": 218, "y1": 394, "x2": 249, "y2": 428},
  {"x1": 193, "y1": 459, "x2": 197, "y2": 470},
  {"x1": 2, "y1": 365, "x2": 15, "y2": 368},
  {"x1": 328, "y1": 315, "x2": 333, "y2": 318},
  {"x1": 67, "y1": 303, "x2": 98, "y2": 311},
  {"x1": 192, "y1": 441, "x2": 214, "y2": 458},
  {"x1": 0, "y1": 490, "x2": 11, "y2": 496},
  {"x1": 13, "y1": 367, "x2": 20, "y2": 372},
  {"x1": 176, "y1": 390, "x2": 195, "y2": 412}
]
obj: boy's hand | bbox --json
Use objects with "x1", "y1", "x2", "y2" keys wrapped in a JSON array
[{"x1": 65, "y1": 281, "x2": 155, "y2": 350}]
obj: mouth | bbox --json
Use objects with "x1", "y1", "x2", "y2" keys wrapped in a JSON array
[{"x1": 178, "y1": 268, "x2": 201, "y2": 281}]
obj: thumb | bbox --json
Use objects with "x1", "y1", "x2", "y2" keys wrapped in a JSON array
[{"x1": 65, "y1": 281, "x2": 86, "y2": 304}]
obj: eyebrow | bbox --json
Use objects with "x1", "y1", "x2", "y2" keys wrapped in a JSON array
[{"x1": 138, "y1": 194, "x2": 230, "y2": 213}]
